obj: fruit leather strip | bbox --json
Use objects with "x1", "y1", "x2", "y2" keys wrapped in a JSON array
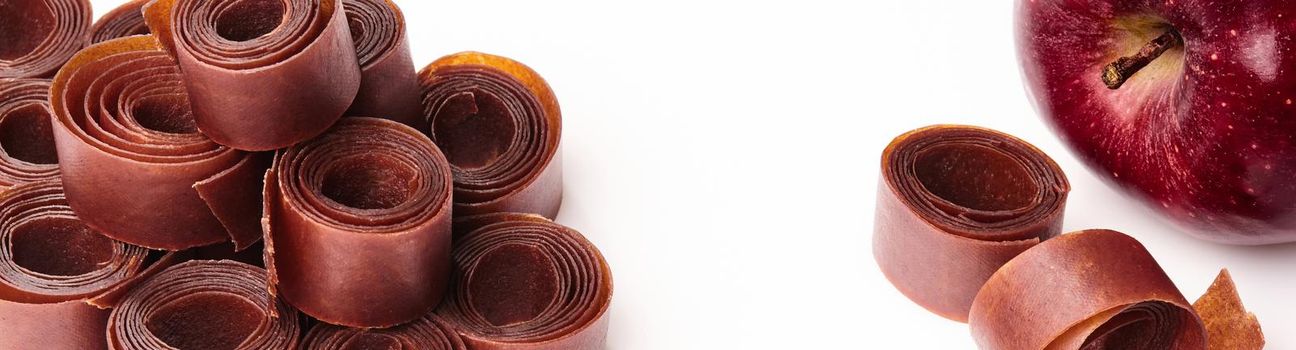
[
  {"x1": 142, "y1": 0, "x2": 360, "y2": 151},
  {"x1": 0, "y1": 180, "x2": 176, "y2": 350},
  {"x1": 0, "y1": 79, "x2": 60, "y2": 189},
  {"x1": 439, "y1": 213, "x2": 612, "y2": 350},
  {"x1": 90, "y1": 0, "x2": 150, "y2": 43},
  {"x1": 419, "y1": 52, "x2": 564, "y2": 219},
  {"x1": 263, "y1": 117, "x2": 453, "y2": 328},
  {"x1": 873, "y1": 125, "x2": 1069, "y2": 322},
  {"x1": 49, "y1": 36, "x2": 266, "y2": 251},
  {"x1": 0, "y1": 0, "x2": 90, "y2": 78},
  {"x1": 302, "y1": 313, "x2": 467, "y2": 349},
  {"x1": 342, "y1": 0, "x2": 423, "y2": 129},
  {"x1": 108, "y1": 260, "x2": 301, "y2": 349},
  {"x1": 1193, "y1": 270, "x2": 1264, "y2": 350},
  {"x1": 969, "y1": 229, "x2": 1206, "y2": 350}
]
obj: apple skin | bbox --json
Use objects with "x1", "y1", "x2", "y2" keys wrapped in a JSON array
[{"x1": 1017, "y1": 0, "x2": 1296, "y2": 245}]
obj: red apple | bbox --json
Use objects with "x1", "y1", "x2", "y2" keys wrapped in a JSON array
[{"x1": 1017, "y1": 0, "x2": 1296, "y2": 245}]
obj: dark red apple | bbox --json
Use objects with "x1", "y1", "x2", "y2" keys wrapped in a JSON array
[{"x1": 1017, "y1": 0, "x2": 1296, "y2": 245}]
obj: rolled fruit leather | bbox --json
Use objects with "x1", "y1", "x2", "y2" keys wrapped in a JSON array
[
  {"x1": 108, "y1": 260, "x2": 302, "y2": 349},
  {"x1": 969, "y1": 229, "x2": 1206, "y2": 350},
  {"x1": 90, "y1": 0, "x2": 150, "y2": 43},
  {"x1": 0, "y1": 79, "x2": 60, "y2": 189},
  {"x1": 342, "y1": 0, "x2": 424, "y2": 129},
  {"x1": 143, "y1": 0, "x2": 361, "y2": 151},
  {"x1": 50, "y1": 35, "x2": 267, "y2": 251},
  {"x1": 263, "y1": 117, "x2": 454, "y2": 328},
  {"x1": 302, "y1": 313, "x2": 467, "y2": 349},
  {"x1": 0, "y1": 180, "x2": 181, "y2": 350},
  {"x1": 0, "y1": 0, "x2": 91, "y2": 78},
  {"x1": 873, "y1": 124, "x2": 1069, "y2": 322},
  {"x1": 419, "y1": 52, "x2": 564, "y2": 219},
  {"x1": 438, "y1": 213, "x2": 612, "y2": 350}
]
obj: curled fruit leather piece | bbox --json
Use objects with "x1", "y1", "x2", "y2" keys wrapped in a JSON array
[
  {"x1": 0, "y1": 79, "x2": 60, "y2": 189},
  {"x1": 343, "y1": 0, "x2": 423, "y2": 128},
  {"x1": 873, "y1": 124, "x2": 1069, "y2": 321},
  {"x1": 264, "y1": 117, "x2": 454, "y2": 328},
  {"x1": 969, "y1": 229, "x2": 1206, "y2": 349},
  {"x1": 419, "y1": 52, "x2": 564, "y2": 219},
  {"x1": 302, "y1": 314, "x2": 467, "y2": 350},
  {"x1": 143, "y1": 0, "x2": 361, "y2": 151},
  {"x1": 0, "y1": 0, "x2": 90, "y2": 78},
  {"x1": 439, "y1": 213, "x2": 612, "y2": 350},
  {"x1": 0, "y1": 180, "x2": 178, "y2": 350},
  {"x1": 50, "y1": 35, "x2": 267, "y2": 251},
  {"x1": 108, "y1": 260, "x2": 302, "y2": 349},
  {"x1": 90, "y1": 0, "x2": 150, "y2": 43}
]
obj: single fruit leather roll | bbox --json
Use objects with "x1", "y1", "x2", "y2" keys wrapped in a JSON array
[
  {"x1": 143, "y1": 0, "x2": 361, "y2": 151},
  {"x1": 419, "y1": 52, "x2": 564, "y2": 219},
  {"x1": 301, "y1": 313, "x2": 468, "y2": 350},
  {"x1": 343, "y1": 0, "x2": 423, "y2": 129},
  {"x1": 439, "y1": 213, "x2": 612, "y2": 350},
  {"x1": 0, "y1": 0, "x2": 90, "y2": 78},
  {"x1": 0, "y1": 180, "x2": 180, "y2": 350},
  {"x1": 0, "y1": 79, "x2": 60, "y2": 189},
  {"x1": 90, "y1": 0, "x2": 150, "y2": 43},
  {"x1": 108, "y1": 260, "x2": 302, "y2": 350},
  {"x1": 969, "y1": 229, "x2": 1207, "y2": 349},
  {"x1": 263, "y1": 117, "x2": 454, "y2": 328},
  {"x1": 874, "y1": 124, "x2": 1069, "y2": 322},
  {"x1": 49, "y1": 35, "x2": 268, "y2": 251}
]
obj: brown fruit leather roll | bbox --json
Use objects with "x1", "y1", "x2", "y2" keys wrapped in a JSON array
[
  {"x1": 0, "y1": 0, "x2": 90, "y2": 78},
  {"x1": 343, "y1": 0, "x2": 423, "y2": 129},
  {"x1": 969, "y1": 229, "x2": 1207, "y2": 349},
  {"x1": 419, "y1": 52, "x2": 564, "y2": 219},
  {"x1": 0, "y1": 180, "x2": 177, "y2": 350},
  {"x1": 0, "y1": 79, "x2": 60, "y2": 189},
  {"x1": 264, "y1": 117, "x2": 454, "y2": 328},
  {"x1": 108, "y1": 260, "x2": 302, "y2": 350},
  {"x1": 143, "y1": 0, "x2": 361, "y2": 151},
  {"x1": 439, "y1": 213, "x2": 612, "y2": 350},
  {"x1": 302, "y1": 313, "x2": 468, "y2": 350},
  {"x1": 874, "y1": 124, "x2": 1069, "y2": 322},
  {"x1": 90, "y1": 0, "x2": 150, "y2": 43},
  {"x1": 50, "y1": 36, "x2": 267, "y2": 251}
]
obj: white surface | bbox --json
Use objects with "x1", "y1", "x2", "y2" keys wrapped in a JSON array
[{"x1": 87, "y1": 0, "x2": 1295, "y2": 348}]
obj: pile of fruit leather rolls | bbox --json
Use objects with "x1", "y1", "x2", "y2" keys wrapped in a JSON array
[
  {"x1": 0, "y1": 0, "x2": 613, "y2": 349},
  {"x1": 873, "y1": 125, "x2": 1264, "y2": 349}
]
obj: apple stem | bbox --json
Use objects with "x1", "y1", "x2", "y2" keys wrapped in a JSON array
[{"x1": 1102, "y1": 30, "x2": 1181, "y2": 89}]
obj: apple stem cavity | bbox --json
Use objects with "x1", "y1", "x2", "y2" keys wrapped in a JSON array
[{"x1": 1102, "y1": 30, "x2": 1181, "y2": 89}]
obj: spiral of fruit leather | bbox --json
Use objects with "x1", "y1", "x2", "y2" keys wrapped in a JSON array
[
  {"x1": 49, "y1": 36, "x2": 267, "y2": 251},
  {"x1": 0, "y1": 79, "x2": 60, "y2": 189},
  {"x1": 108, "y1": 260, "x2": 302, "y2": 350},
  {"x1": 342, "y1": 0, "x2": 423, "y2": 128},
  {"x1": 873, "y1": 125, "x2": 1069, "y2": 322},
  {"x1": 0, "y1": 180, "x2": 179, "y2": 350},
  {"x1": 90, "y1": 0, "x2": 150, "y2": 43},
  {"x1": 969, "y1": 229, "x2": 1206, "y2": 349},
  {"x1": 143, "y1": 0, "x2": 361, "y2": 151},
  {"x1": 419, "y1": 52, "x2": 563, "y2": 219},
  {"x1": 0, "y1": 0, "x2": 90, "y2": 78},
  {"x1": 264, "y1": 117, "x2": 453, "y2": 328},
  {"x1": 302, "y1": 313, "x2": 467, "y2": 349},
  {"x1": 438, "y1": 213, "x2": 612, "y2": 350}
]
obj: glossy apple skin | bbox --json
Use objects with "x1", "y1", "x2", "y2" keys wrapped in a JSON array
[{"x1": 1017, "y1": 0, "x2": 1296, "y2": 245}]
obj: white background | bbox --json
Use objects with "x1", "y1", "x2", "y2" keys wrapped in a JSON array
[{"x1": 87, "y1": 0, "x2": 1296, "y2": 348}]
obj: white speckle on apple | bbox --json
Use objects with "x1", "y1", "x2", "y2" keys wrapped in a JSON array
[
  {"x1": 1231, "y1": 29, "x2": 1239, "y2": 36},
  {"x1": 1286, "y1": 98, "x2": 1292, "y2": 105},
  {"x1": 1211, "y1": 53, "x2": 1219, "y2": 60}
]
